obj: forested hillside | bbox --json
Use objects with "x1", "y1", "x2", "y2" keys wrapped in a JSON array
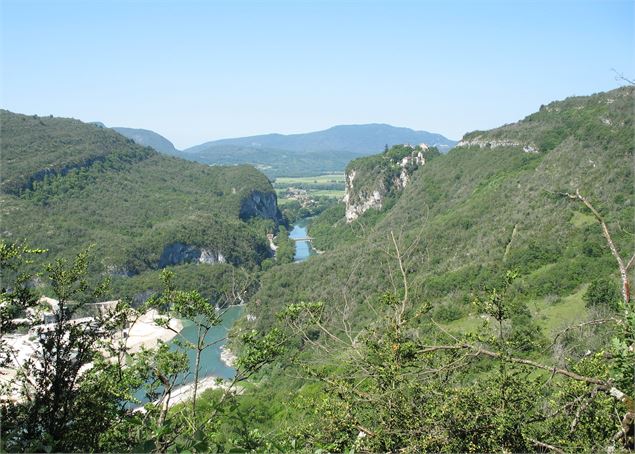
[
  {"x1": 254, "y1": 86, "x2": 633, "y2": 321},
  {"x1": 230, "y1": 86, "x2": 634, "y2": 451},
  {"x1": 0, "y1": 110, "x2": 282, "y2": 297}
]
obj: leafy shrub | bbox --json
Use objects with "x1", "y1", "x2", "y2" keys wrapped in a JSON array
[
  {"x1": 433, "y1": 301, "x2": 466, "y2": 322},
  {"x1": 583, "y1": 278, "x2": 620, "y2": 311}
]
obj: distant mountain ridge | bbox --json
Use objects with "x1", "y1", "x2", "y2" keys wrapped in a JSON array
[
  {"x1": 185, "y1": 123, "x2": 456, "y2": 155},
  {"x1": 178, "y1": 124, "x2": 456, "y2": 177},
  {"x1": 104, "y1": 122, "x2": 456, "y2": 177},
  {"x1": 112, "y1": 127, "x2": 179, "y2": 156}
]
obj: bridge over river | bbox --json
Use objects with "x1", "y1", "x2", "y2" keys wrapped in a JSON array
[
  {"x1": 291, "y1": 236, "x2": 313, "y2": 242},
  {"x1": 289, "y1": 221, "x2": 315, "y2": 262}
]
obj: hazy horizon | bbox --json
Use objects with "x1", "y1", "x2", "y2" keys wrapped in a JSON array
[{"x1": 2, "y1": 0, "x2": 633, "y2": 149}]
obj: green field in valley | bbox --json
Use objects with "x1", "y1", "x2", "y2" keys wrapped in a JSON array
[
  {"x1": 274, "y1": 173, "x2": 346, "y2": 185},
  {"x1": 273, "y1": 173, "x2": 346, "y2": 201}
]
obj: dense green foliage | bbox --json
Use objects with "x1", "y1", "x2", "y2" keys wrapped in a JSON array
[
  {"x1": 0, "y1": 110, "x2": 281, "y2": 296},
  {"x1": 274, "y1": 227, "x2": 295, "y2": 265},
  {"x1": 109, "y1": 262, "x2": 259, "y2": 306},
  {"x1": 584, "y1": 278, "x2": 621, "y2": 311}
]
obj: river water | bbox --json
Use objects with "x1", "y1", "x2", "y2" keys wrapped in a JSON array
[
  {"x1": 137, "y1": 221, "x2": 310, "y2": 404},
  {"x1": 172, "y1": 305, "x2": 243, "y2": 381},
  {"x1": 134, "y1": 305, "x2": 242, "y2": 404},
  {"x1": 289, "y1": 219, "x2": 314, "y2": 262}
]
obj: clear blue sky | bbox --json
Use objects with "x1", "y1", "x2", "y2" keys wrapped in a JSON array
[{"x1": 2, "y1": 0, "x2": 633, "y2": 149}]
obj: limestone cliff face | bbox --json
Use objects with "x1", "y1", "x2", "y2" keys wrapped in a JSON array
[
  {"x1": 344, "y1": 146, "x2": 427, "y2": 223},
  {"x1": 343, "y1": 170, "x2": 384, "y2": 222},
  {"x1": 158, "y1": 242, "x2": 226, "y2": 268},
  {"x1": 239, "y1": 190, "x2": 284, "y2": 224}
]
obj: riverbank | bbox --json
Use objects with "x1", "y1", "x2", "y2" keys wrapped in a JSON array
[
  {"x1": 125, "y1": 309, "x2": 184, "y2": 353},
  {"x1": 0, "y1": 309, "x2": 184, "y2": 403},
  {"x1": 133, "y1": 375, "x2": 243, "y2": 412},
  {"x1": 169, "y1": 375, "x2": 243, "y2": 407},
  {"x1": 220, "y1": 345, "x2": 237, "y2": 367}
]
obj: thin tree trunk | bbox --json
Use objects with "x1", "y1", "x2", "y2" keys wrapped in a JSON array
[
  {"x1": 564, "y1": 189, "x2": 633, "y2": 303},
  {"x1": 192, "y1": 349, "x2": 200, "y2": 417},
  {"x1": 192, "y1": 325, "x2": 203, "y2": 417},
  {"x1": 156, "y1": 371, "x2": 172, "y2": 452}
]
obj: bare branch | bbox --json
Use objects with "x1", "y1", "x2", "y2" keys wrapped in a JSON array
[
  {"x1": 390, "y1": 230, "x2": 409, "y2": 327},
  {"x1": 549, "y1": 318, "x2": 620, "y2": 350},
  {"x1": 528, "y1": 437, "x2": 566, "y2": 454},
  {"x1": 611, "y1": 68, "x2": 635, "y2": 85},
  {"x1": 563, "y1": 189, "x2": 631, "y2": 304},
  {"x1": 417, "y1": 342, "x2": 617, "y2": 390}
]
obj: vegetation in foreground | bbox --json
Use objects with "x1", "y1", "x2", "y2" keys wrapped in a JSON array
[{"x1": 0, "y1": 243, "x2": 286, "y2": 452}]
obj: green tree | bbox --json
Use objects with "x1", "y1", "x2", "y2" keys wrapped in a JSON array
[
  {"x1": 275, "y1": 226, "x2": 295, "y2": 264},
  {"x1": 0, "y1": 241, "x2": 45, "y2": 366},
  {"x1": 584, "y1": 278, "x2": 621, "y2": 311},
  {"x1": 1, "y1": 249, "x2": 139, "y2": 452},
  {"x1": 148, "y1": 269, "x2": 221, "y2": 417}
]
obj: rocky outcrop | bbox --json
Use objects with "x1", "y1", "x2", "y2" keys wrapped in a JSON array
[
  {"x1": 344, "y1": 184, "x2": 383, "y2": 222},
  {"x1": 344, "y1": 148, "x2": 427, "y2": 223},
  {"x1": 158, "y1": 242, "x2": 226, "y2": 268},
  {"x1": 3, "y1": 155, "x2": 108, "y2": 194},
  {"x1": 398, "y1": 151, "x2": 426, "y2": 187},
  {"x1": 239, "y1": 190, "x2": 283, "y2": 224}
]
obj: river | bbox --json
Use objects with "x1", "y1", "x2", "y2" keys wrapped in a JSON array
[
  {"x1": 134, "y1": 305, "x2": 242, "y2": 404},
  {"x1": 137, "y1": 220, "x2": 311, "y2": 404},
  {"x1": 171, "y1": 305, "x2": 243, "y2": 381},
  {"x1": 171, "y1": 219, "x2": 312, "y2": 385},
  {"x1": 289, "y1": 218, "x2": 315, "y2": 262}
]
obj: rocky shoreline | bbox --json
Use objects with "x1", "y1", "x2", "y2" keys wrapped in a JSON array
[{"x1": 219, "y1": 345, "x2": 237, "y2": 367}]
